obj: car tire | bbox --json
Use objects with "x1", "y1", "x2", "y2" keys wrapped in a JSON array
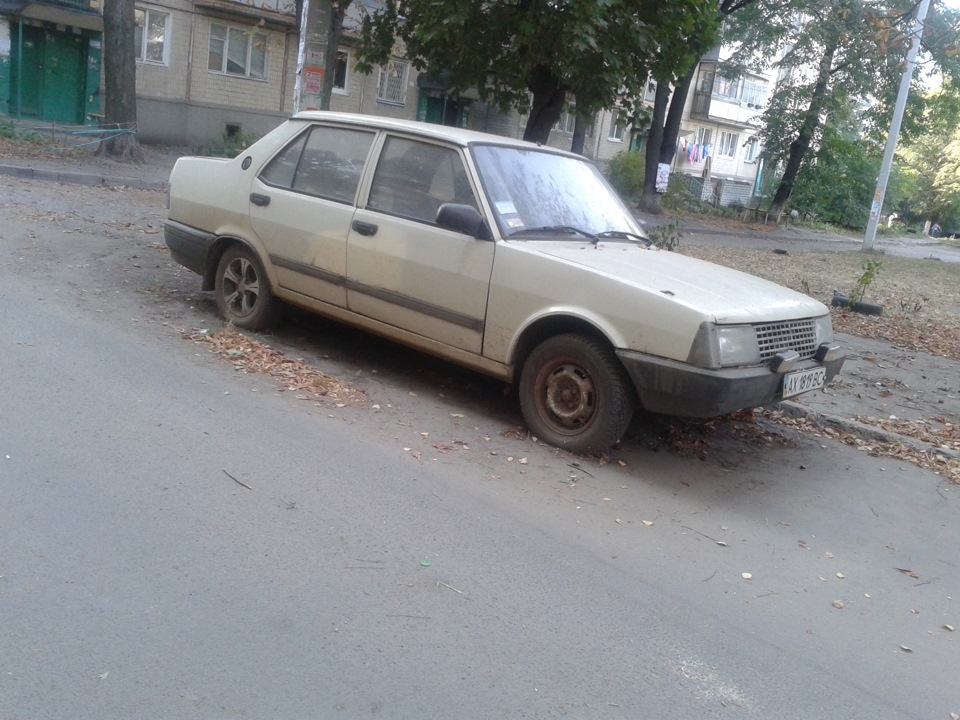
[
  {"x1": 214, "y1": 245, "x2": 280, "y2": 330},
  {"x1": 519, "y1": 334, "x2": 635, "y2": 453}
]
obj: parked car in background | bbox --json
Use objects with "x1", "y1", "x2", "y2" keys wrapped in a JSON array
[{"x1": 165, "y1": 112, "x2": 845, "y2": 452}]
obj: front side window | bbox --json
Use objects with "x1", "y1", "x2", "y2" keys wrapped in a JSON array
[
  {"x1": 208, "y1": 23, "x2": 267, "y2": 80},
  {"x1": 259, "y1": 125, "x2": 374, "y2": 203},
  {"x1": 718, "y1": 131, "x2": 738, "y2": 158},
  {"x1": 135, "y1": 8, "x2": 169, "y2": 65},
  {"x1": 368, "y1": 137, "x2": 476, "y2": 223},
  {"x1": 743, "y1": 138, "x2": 758, "y2": 163},
  {"x1": 377, "y1": 59, "x2": 409, "y2": 104}
]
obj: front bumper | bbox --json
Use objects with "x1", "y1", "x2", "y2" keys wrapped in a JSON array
[{"x1": 616, "y1": 347, "x2": 846, "y2": 418}]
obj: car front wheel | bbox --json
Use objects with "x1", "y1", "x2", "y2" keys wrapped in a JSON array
[
  {"x1": 214, "y1": 245, "x2": 279, "y2": 330},
  {"x1": 519, "y1": 334, "x2": 635, "y2": 453}
]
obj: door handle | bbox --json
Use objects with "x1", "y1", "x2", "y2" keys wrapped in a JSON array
[
  {"x1": 352, "y1": 220, "x2": 378, "y2": 236},
  {"x1": 250, "y1": 193, "x2": 271, "y2": 207}
]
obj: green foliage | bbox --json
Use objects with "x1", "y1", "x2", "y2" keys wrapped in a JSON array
[
  {"x1": 606, "y1": 151, "x2": 646, "y2": 203},
  {"x1": 646, "y1": 218, "x2": 683, "y2": 251},
  {"x1": 0, "y1": 121, "x2": 44, "y2": 144},
  {"x1": 790, "y1": 122, "x2": 881, "y2": 229},
  {"x1": 355, "y1": 0, "x2": 722, "y2": 141},
  {"x1": 849, "y1": 258, "x2": 883, "y2": 304},
  {"x1": 195, "y1": 130, "x2": 259, "y2": 158}
]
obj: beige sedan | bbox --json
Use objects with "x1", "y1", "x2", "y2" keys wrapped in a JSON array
[{"x1": 165, "y1": 112, "x2": 844, "y2": 452}]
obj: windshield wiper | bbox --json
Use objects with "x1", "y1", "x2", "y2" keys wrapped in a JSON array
[
  {"x1": 511, "y1": 225, "x2": 599, "y2": 242},
  {"x1": 594, "y1": 230, "x2": 652, "y2": 246}
]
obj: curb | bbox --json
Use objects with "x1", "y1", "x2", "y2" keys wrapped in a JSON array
[
  {"x1": 0, "y1": 164, "x2": 168, "y2": 191},
  {"x1": 775, "y1": 400, "x2": 960, "y2": 461}
]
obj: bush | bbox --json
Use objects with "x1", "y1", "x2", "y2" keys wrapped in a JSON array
[
  {"x1": 195, "y1": 130, "x2": 259, "y2": 158},
  {"x1": 606, "y1": 150, "x2": 646, "y2": 203}
]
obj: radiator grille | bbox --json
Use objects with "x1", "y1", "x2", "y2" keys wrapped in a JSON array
[{"x1": 755, "y1": 319, "x2": 818, "y2": 360}]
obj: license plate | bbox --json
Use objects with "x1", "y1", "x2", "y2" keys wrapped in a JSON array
[{"x1": 781, "y1": 367, "x2": 827, "y2": 399}]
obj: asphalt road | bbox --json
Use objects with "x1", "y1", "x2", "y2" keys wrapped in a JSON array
[{"x1": 1, "y1": 178, "x2": 959, "y2": 718}]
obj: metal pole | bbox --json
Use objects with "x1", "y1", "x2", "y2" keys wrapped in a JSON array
[{"x1": 863, "y1": 0, "x2": 930, "y2": 251}]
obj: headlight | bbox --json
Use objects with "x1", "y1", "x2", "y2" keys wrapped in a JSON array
[
  {"x1": 688, "y1": 322, "x2": 760, "y2": 369},
  {"x1": 813, "y1": 314, "x2": 833, "y2": 345}
]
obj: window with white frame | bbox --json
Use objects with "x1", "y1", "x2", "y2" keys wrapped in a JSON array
[
  {"x1": 718, "y1": 131, "x2": 738, "y2": 157},
  {"x1": 741, "y1": 77, "x2": 768, "y2": 107},
  {"x1": 714, "y1": 75, "x2": 740, "y2": 100},
  {"x1": 333, "y1": 50, "x2": 349, "y2": 94},
  {"x1": 208, "y1": 23, "x2": 267, "y2": 80},
  {"x1": 554, "y1": 109, "x2": 576, "y2": 134},
  {"x1": 608, "y1": 110, "x2": 627, "y2": 142},
  {"x1": 743, "y1": 137, "x2": 758, "y2": 163},
  {"x1": 377, "y1": 59, "x2": 409, "y2": 104},
  {"x1": 694, "y1": 127, "x2": 712, "y2": 147},
  {"x1": 135, "y1": 8, "x2": 170, "y2": 65}
]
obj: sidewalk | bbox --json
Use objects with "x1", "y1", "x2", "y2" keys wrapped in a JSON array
[{"x1": 2, "y1": 145, "x2": 958, "y2": 467}]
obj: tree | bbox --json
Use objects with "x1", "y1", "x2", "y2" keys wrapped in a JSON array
[
  {"x1": 355, "y1": 0, "x2": 720, "y2": 144},
  {"x1": 637, "y1": 0, "x2": 754, "y2": 214},
  {"x1": 726, "y1": 0, "x2": 960, "y2": 221},
  {"x1": 98, "y1": 0, "x2": 142, "y2": 162},
  {"x1": 297, "y1": 0, "x2": 353, "y2": 112}
]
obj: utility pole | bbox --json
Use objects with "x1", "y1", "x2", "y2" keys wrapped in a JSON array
[
  {"x1": 293, "y1": 0, "x2": 332, "y2": 113},
  {"x1": 863, "y1": 0, "x2": 930, "y2": 251}
]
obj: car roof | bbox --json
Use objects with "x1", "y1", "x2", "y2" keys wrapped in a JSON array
[{"x1": 291, "y1": 111, "x2": 581, "y2": 156}]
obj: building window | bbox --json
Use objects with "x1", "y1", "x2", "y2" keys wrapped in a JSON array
[
  {"x1": 718, "y1": 131, "x2": 738, "y2": 157},
  {"x1": 714, "y1": 75, "x2": 740, "y2": 100},
  {"x1": 743, "y1": 137, "x2": 758, "y2": 163},
  {"x1": 377, "y1": 59, "x2": 409, "y2": 105},
  {"x1": 208, "y1": 23, "x2": 267, "y2": 80},
  {"x1": 135, "y1": 8, "x2": 169, "y2": 65},
  {"x1": 742, "y1": 77, "x2": 768, "y2": 108},
  {"x1": 333, "y1": 50, "x2": 349, "y2": 94},
  {"x1": 554, "y1": 109, "x2": 576, "y2": 134},
  {"x1": 694, "y1": 127, "x2": 712, "y2": 148},
  {"x1": 608, "y1": 110, "x2": 627, "y2": 142}
]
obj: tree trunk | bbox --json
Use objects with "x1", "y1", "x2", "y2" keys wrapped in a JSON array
[
  {"x1": 637, "y1": 82, "x2": 670, "y2": 213},
  {"x1": 570, "y1": 112, "x2": 587, "y2": 155},
  {"x1": 523, "y1": 65, "x2": 566, "y2": 144},
  {"x1": 767, "y1": 40, "x2": 838, "y2": 220},
  {"x1": 637, "y1": 69, "x2": 695, "y2": 213},
  {"x1": 97, "y1": 0, "x2": 142, "y2": 162},
  {"x1": 319, "y1": 1, "x2": 352, "y2": 109}
]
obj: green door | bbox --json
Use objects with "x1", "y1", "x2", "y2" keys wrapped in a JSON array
[
  {"x1": 12, "y1": 26, "x2": 86, "y2": 124},
  {"x1": 42, "y1": 31, "x2": 85, "y2": 123}
]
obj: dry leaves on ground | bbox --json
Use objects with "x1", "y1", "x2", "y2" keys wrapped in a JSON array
[{"x1": 184, "y1": 326, "x2": 365, "y2": 404}]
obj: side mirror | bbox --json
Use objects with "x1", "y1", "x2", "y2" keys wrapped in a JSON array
[{"x1": 436, "y1": 203, "x2": 492, "y2": 239}]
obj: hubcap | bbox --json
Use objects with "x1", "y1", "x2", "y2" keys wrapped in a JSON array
[
  {"x1": 543, "y1": 362, "x2": 597, "y2": 430},
  {"x1": 222, "y1": 257, "x2": 260, "y2": 317}
]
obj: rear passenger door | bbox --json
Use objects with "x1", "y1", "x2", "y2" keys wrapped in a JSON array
[
  {"x1": 346, "y1": 135, "x2": 494, "y2": 354},
  {"x1": 248, "y1": 123, "x2": 375, "y2": 307}
]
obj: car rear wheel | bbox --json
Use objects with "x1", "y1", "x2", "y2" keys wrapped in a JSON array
[
  {"x1": 214, "y1": 245, "x2": 280, "y2": 330},
  {"x1": 519, "y1": 334, "x2": 635, "y2": 453}
]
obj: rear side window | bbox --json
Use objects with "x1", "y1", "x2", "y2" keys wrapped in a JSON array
[{"x1": 259, "y1": 125, "x2": 374, "y2": 203}]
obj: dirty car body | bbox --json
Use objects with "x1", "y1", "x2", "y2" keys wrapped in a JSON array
[{"x1": 164, "y1": 112, "x2": 844, "y2": 452}]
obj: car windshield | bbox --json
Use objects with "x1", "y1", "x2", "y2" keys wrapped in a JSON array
[{"x1": 471, "y1": 144, "x2": 644, "y2": 239}]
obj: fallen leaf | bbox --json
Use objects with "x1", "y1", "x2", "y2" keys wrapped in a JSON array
[
  {"x1": 943, "y1": 624, "x2": 955, "y2": 632},
  {"x1": 895, "y1": 567, "x2": 919, "y2": 579},
  {"x1": 899, "y1": 644, "x2": 912, "y2": 653},
  {"x1": 642, "y1": 520, "x2": 654, "y2": 526},
  {"x1": 615, "y1": 518, "x2": 623, "y2": 525},
  {"x1": 832, "y1": 600, "x2": 845, "y2": 609},
  {"x1": 741, "y1": 572, "x2": 753, "y2": 580},
  {"x1": 99, "y1": 672, "x2": 109, "y2": 680},
  {"x1": 450, "y1": 413, "x2": 464, "y2": 418},
  {"x1": 836, "y1": 572, "x2": 845, "y2": 579},
  {"x1": 716, "y1": 541, "x2": 728, "y2": 547},
  {"x1": 518, "y1": 458, "x2": 528, "y2": 465}
]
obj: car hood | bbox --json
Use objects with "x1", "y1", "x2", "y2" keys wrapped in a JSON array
[{"x1": 515, "y1": 240, "x2": 828, "y2": 324}]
